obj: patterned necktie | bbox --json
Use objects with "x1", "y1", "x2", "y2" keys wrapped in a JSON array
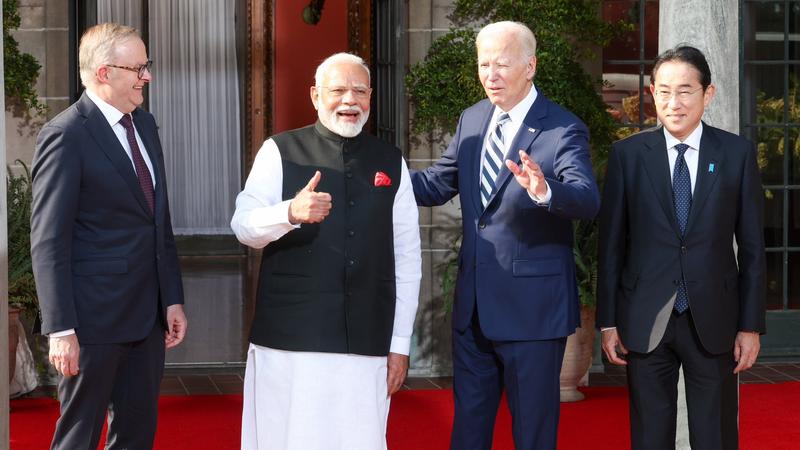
[
  {"x1": 119, "y1": 114, "x2": 155, "y2": 213},
  {"x1": 672, "y1": 143, "x2": 691, "y2": 313},
  {"x1": 480, "y1": 112, "x2": 511, "y2": 208}
]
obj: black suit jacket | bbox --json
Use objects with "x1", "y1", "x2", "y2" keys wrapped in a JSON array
[
  {"x1": 597, "y1": 124, "x2": 766, "y2": 354},
  {"x1": 31, "y1": 92, "x2": 184, "y2": 344}
]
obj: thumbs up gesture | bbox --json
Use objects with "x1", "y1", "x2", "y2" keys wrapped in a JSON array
[{"x1": 289, "y1": 170, "x2": 332, "y2": 224}]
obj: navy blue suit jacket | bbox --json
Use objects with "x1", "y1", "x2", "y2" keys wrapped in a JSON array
[
  {"x1": 31, "y1": 92, "x2": 184, "y2": 343},
  {"x1": 412, "y1": 94, "x2": 600, "y2": 340}
]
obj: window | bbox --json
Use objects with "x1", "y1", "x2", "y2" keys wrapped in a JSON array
[
  {"x1": 602, "y1": 0, "x2": 660, "y2": 137},
  {"x1": 741, "y1": 0, "x2": 800, "y2": 311}
]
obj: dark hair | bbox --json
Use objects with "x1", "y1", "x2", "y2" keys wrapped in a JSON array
[{"x1": 651, "y1": 45, "x2": 711, "y2": 90}]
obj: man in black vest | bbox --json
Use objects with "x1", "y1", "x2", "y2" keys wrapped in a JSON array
[{"x1": 231, "y1": 52, "x2": 421, "y2": 449}]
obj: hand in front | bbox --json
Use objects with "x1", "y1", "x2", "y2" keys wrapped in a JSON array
[
  {"x1": 506, "y1": 150, "x2": 548, "y2": 199},
  {"x1": 733, "y1": 331, "x2": 760, "y2": 374},
  {"x1": 289, "y1": 171, "x2": 332, "y2": 224},
  {"x1": 601, "y1": 328, "x2": 629, "y2": 365},
  {"x1": 387, "y1": 352, "x2": 409, "y2": 397},
  {"x1": 49, "y1": 334, "x2": 80, "y2": 377},
  {"x1": 165, "y1": 304, "x2": 188, "y2": 348}
]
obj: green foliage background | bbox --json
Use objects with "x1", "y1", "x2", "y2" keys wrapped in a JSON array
[
  {"x1": 406, "y1": 0, "x2": 630, "y2": 307},
  {"x1": 4, "y1": 0, "x2": 45, "y2": 116}
]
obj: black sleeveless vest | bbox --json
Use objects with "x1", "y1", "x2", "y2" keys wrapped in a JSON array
[{"x1": 250, "y1": 121, "x2": 402, "y2": 356}]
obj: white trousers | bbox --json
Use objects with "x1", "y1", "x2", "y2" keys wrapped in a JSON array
[{"x1": 241, "y1": 344, "x2": 390, "y2": 450}]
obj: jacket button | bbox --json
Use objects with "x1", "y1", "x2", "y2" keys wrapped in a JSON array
[
  {"x1": 680, "y1": 246, "x2": 687, "y2": 255},
  {"x1": 348, "y1": 259, "x2": 355, "y2": 266},
  {"x1": 349, "y1": 200, "x2": 355, "y2": 207},
  {"x1": 479, "y1": 222, "x2": 486, "y2": 229},
  {"x1": 348, "y1": 230, "x2": 355, "y2": 237},
  {"x1": 346, "y1": 172, "x2": 353, "y2": 179}
]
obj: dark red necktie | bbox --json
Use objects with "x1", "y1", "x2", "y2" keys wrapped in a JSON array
[{"x1": 119, "y1": 114, "x2": 155, "y2": 213}]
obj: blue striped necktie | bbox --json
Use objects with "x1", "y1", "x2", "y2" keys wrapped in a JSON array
[
  {"x1": 672, "y1": 143, "x2": 691, "y2": 313},
  {"x1": 480, "y1": 112, "x2": 511, "y2": 208}
]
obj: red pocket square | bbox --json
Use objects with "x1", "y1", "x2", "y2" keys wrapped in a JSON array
[{"x1": 374, "y1": 171, "x2": 392, "y2": 187}]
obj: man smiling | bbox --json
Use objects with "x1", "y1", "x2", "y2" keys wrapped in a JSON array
[
  {"x1": 231, "y1": 52, "x2": 421, "y2": 449},
  {"x1": 598, "y1": 45, "x2": 766, "y2": 450}
]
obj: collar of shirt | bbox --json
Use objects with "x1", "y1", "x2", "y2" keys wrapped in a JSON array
[
  {"x1": 663, "y1": 122, "x2": 702, "y2": 194},
  {"x1": 85, "y1": 89, "x2": 126, "y2": 126},
  {"x1": 488, "y1": 84, "x2": 538, "y2": 147},
  {"x1": 663, "y1": 121, "x2": 703, "y2": 153}
]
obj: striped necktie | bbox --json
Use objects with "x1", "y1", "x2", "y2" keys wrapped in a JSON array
[
  {"x1": 480, "y1": 112, "x2": 511, "y2": 208},
  {"x1": 119, "y1": 114, "x2": 155, "y2": 213},
  {"x1": 672, "y1": 143, "x2": 691, "y2": 313}
]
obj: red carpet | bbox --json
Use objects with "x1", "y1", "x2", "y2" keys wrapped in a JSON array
[{"x1": 11, "y1": 383, "x2": 800, "y2": 449}]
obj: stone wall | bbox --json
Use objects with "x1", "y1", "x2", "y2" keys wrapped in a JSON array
[{"x1": 6, "y1": 0, "x2": 70, "y2": 171}]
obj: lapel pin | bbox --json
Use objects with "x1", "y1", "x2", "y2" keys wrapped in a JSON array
[
  {"x1": 528, "y1": 127, "x2": 536, "y2": 133},
  {"x1": 708, "y1": 163, "x2": 715, "y2": 173}
]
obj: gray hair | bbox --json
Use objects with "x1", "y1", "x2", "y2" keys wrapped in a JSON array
[
  {"x1": 314, "y1": 52, "x2": 371, "y2": 87},
  {"x1": 476, "y1": 21, "x2": 537, "y2": 59},
  {"x1": 79, "y1": 23, "x2": 140, "y2": 88}
]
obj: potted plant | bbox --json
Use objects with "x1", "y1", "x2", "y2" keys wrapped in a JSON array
[
  {"x1": 7, "y1": 161, "x2": 39, "y2": 382},
  {"x1": 407, "y1": 0, "x2": 629, "y2": 401}
]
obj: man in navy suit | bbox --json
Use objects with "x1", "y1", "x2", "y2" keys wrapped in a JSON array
[
  {"x1": 31, "y1": 23, "x2": 187, "y2": 449},
  {"x1": 412, "y1": 21, "x2": 600, "y2": 450},
  {"x1": 598, "y1": 45, "x2": 766, "y2": 450}
]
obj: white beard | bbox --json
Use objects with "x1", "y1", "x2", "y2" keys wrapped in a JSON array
[{"x1": 318, "y1": 106, "x2": 369, "y2": 138}]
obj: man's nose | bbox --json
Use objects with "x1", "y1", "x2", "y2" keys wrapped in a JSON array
[{"x1": 341, "y1": 90, "x2": 357, "y2": 104}]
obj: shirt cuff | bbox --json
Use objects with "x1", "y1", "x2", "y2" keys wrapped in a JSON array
[
  {"x1": 389, "y1": 336, "x2": 411, "y2": 356},
  {"x1": 49, "y1": 329, "x2": 76, "y2": 338},
  {"x1": 601, "y1": 327, "x2": 617, "y2": 332},
  {"x1": 528, "y1": 180, "x2": 552, "y2": 204}
]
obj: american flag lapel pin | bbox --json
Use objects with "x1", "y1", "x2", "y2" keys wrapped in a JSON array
[{"x1": 708, "y1": 163, "x2": 715, "y2": 173}]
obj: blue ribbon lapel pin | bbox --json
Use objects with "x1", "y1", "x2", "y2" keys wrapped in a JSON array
[{"x1": 708, "y1": 162, "x2": 715, "y2": 173}]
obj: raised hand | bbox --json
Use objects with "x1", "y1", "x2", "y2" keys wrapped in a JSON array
[
  {"x1": 506, "y1": 150, "x2": 548, "y2": 199},
  {"x1": 289, "y1": 170, "x2": 333, "y2": 224}
]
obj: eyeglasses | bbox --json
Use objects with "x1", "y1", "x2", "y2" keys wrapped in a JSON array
[
  {"x1": 653, "y1": 87, "x2": 704, "y2": 102},
  {"x1": 106, "y1": 60, "x2": 153, "y2": 79},
  {"x1": 319, "y1": 86, "x2": 372, "y2": 99}
]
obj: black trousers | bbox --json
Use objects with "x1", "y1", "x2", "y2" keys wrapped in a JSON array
[
  {"x1": 626, "y1": 311, "x2": 738, "y2": 450},
  {"x1": 50, "y1": 323, "x2": 165, "y2": 450}
]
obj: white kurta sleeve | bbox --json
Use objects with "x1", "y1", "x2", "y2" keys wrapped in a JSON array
[
  {"x1": 230, "y1": 139, "x2": 298, "y2": 248},
  {"x1": 389, "y1": 158, "x2": 422, "y2": 355}
]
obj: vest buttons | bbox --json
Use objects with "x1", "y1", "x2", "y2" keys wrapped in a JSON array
[
  {"x1": 346, "y1": 171, "x2": 353, "y2": 179},
  {"x1": 349, "y1": 200, "x2": 355, "y2": 207},
  {"x1": 348, "y1": 259, "x2": 355, "y2": 266},
  {"x1": 348, "y1": 230, "x2": 355, "y2": 237}
]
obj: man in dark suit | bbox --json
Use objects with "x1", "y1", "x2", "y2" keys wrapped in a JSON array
[
  {"x1": 412, "y1": 21, "x2": 600, "y2": 450},
  {"x1": 598, "y1": 45, "x2": 766, "y2": 450},
  {"x1": 31, "y1": 23, "x2": 187, "y2": 449}
]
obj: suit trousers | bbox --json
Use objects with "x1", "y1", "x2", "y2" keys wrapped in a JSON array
[
  {"x1": 451, "y1": 311, "x2": 566, "y2": 450},
  {"x1": 50, "y1": 322, "x2": 165, "y2": 450},
  {"x1": 626, "y1": 311, "x2": 738, "y2": 450}
]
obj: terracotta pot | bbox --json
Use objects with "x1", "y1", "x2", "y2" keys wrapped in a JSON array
[
  {"x1": 559, "y1": 306, "x2": 596, "y2": 402},
  {"x1": 8, "y1": 307, "x2": 21, "y2": 383}
]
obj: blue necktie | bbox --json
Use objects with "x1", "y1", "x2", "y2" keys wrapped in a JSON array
[
  {"x1": 672, "y1": 143, "x2": 691, "y2": 313},
  {"x1": 480, "y1": 112, "x2": 511, "y2": 208}
]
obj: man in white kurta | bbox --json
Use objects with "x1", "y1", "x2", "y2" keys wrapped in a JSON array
[{"x1": 231, "y1": 53, "x2": 421, "y2": 450}]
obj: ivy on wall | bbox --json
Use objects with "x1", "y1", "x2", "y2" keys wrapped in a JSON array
[{"x1": 4, "y1": 0, "x2": 46, "y2": 117}]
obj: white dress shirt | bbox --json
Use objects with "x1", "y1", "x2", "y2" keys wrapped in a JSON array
[
  {"x1": 481, "y1": 84, "x2": 551, "y2": 204},
  {"x1": 230, "y1": 137, "x2": 422, "y2": 355}
]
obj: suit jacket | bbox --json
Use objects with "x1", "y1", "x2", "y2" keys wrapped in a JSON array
[
  {"x1": 412, "y1": 94, "x2": 600, "y2": 340},
  {"x1": 31, "y1": 92, "x2": 184, "y2": 344},
  {"x1": 597, "y1": 124, "x2": 766, "y2": 354}
]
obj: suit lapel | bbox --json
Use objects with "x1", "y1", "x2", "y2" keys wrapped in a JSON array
[
  {"x1": 484, "y1": 96, "x2": 545, "y2": 211},
  {"x1": 470, "y1": 103, "x2": 495, "y2": 216},
  {"x1": 640, "y1": 128, "x2": 682, "y2": 238},
  {"x1": 685, "y1": 124, "x2": 723, "y2": 234},
  {"x1": 77, "y1": 94, "x2": 153, "y2": 216}
]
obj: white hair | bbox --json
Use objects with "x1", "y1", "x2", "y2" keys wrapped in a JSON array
[
  {"x1": 79, "y1": 23, "x2": 140, "y2": 88},
  {"x1": 476, "y1": 21, "x2": 537, "y2": 59},
  {"x1": 314, "y1": 52, "x2": 371, "y2": 87}
]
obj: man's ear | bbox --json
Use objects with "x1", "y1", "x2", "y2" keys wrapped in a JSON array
[
  {"x1": 96, "y1": 66, "x2": 110, "y2": 84},
  {"x1": 310, "y1": 86, "x2": 320, "y2": 111}
]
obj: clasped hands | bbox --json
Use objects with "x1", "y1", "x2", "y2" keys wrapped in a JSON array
[{"x1": 289, "y1": 170, "x2": 332, "y2": 224}]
